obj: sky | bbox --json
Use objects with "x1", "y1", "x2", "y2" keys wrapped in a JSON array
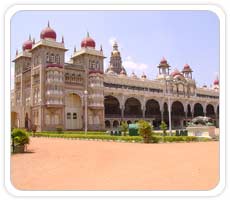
[{"x1": 11, "y1": 10, "x2": 219, "y2": 87}]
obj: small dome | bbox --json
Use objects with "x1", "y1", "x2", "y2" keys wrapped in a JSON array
[
  {"x1": 182, "y1": 63, "x2": 192, "y2": 72},
  {"x1": 160, "y1": 57, "x2": 167, "y2": 64},
  {"x1": 131, "y1": 71, "x2": 137, "y2": 78},
  {"x1": 22, "y1": 36, "x2": 32, "y2": 51},
  {"x1": 158, "y1": 57, "x2": 170, "y2": 68},
  {"x1": 171, "y1": 69, "x2": 183, "y2": 77},
  {"x1": 40, "y1": 22, "x2": 57, "y2": 40},
  {"x1": 213, "y1": 79, "x2": 219, "y2": 85},
  {"x1": 81, "y1": 32, "x2": 96, "y2": 48}
]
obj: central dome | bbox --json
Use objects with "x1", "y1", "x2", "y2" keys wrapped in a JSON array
[
  {"x1": 81, "y1": 32, "x2": 96, "y2": 48},
  {"x1": 40, "y1": 22, "x2": 57, "y2": 40}
]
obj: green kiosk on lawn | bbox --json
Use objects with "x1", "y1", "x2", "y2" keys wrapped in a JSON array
[{"x1": 128, "y1": 124, "x2": 139, "y2": 136}]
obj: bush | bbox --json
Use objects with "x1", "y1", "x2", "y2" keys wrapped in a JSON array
[
  {"x1": 160, "y1": 121, "x2": 167, "y2": 136},
  {"x1": 120, "y1": 121, "x2": 129, "y2": 136},
  {"x1": 11, "y1": 128, "x2": 30, "y2": 146},
  {"x1": 56, "y1": 126, "x2": 63, "y2": 134},
  {"x1": 152, "y1": 136, "x2": 163, "y2": 143},
  {"x1": 138, "y1": 120, "x2": 153, "y2": 143}
]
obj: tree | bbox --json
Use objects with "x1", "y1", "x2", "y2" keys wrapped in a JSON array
[
  {"x1": 120, "y1": 121, "x2": 129, "y2": 136},
  {"x1": 160, "y1": 121, "x2": 168, "y2": 136},
  {"x1": 138, "y1": 120, "x2": 153, "y2": 143}
]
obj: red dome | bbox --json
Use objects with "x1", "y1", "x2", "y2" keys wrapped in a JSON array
[
  {"x1": 81, "y1": 32, "x2": 96, "y2": 48},
  {"x1": 213, "y1": 79, "x2": 219, "y2": 85},
  {"x1": 171, "y1": 69, "x2": 183, "y2": 77},
  {"x1": 184, "y1": 63, "x2": 190, "y2": 68},
  {"x1": 40, "y1": 22, "x2": 56, "y2": 40},
  {"x1": 22, "y1": 37, "x2": 32, "y2": 51},
  {"x1": 182, "y1": 63, "x2": 192, "y2": 72},
  {"x1": 160, "y1": 57, "x2": 167, "y2": 64}
]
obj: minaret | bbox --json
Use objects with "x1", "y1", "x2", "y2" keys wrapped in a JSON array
[
  {"x1": 157, "y1": 57, "x2": 170, "y2": 79},
  {"x1": 106, "y1": 41, "x2": 126, "y2": 75},
  {"x1": 182, "y1": 64, "x2": 193, "y2": 79}
]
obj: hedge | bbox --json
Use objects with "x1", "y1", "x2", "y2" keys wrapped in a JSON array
[{"x1": 31, "y1": 133, "x2": 212, "y2": 143}]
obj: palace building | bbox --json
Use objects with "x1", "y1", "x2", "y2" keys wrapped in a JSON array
[{"x1": 11, "y1": 23, "x2": 219, "y2": 131}]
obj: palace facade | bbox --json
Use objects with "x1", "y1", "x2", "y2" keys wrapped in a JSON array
[{"x1": 11, "y1": 23, "x2": 219, "y2": 131}]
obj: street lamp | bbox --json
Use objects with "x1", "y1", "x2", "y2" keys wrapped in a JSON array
[
  {"x1": 165, "y1": 76, "x2": 172, "y2": 136},
  {"x1": 84, "y1": 90, "x2": 88, "y2": 135}
]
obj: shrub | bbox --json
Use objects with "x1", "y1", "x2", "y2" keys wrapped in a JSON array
[
  {"x1": 120, "y1": 121, "x2": 129, "y2": 136},
  {"x1": 160, "y1": 121, "x2": 167, "y2": 136},
  {"x1": 11, "y1": 128, "x2": 30, "y2": 146},
  {"x1": 138, "y1": 120, "x2": 153, "y2": 143},
  {"x1": 56, "y1": 126, "x2": 63, "y2": 134},
  {"x1": 152, "y1": 136, "x2": 163, "y2": 143}
]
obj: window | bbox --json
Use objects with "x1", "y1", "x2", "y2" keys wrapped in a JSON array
[
  {"x1": 54, "y1": 115, "x2": 59, "y2": 124},
  {"x1": 46, "y1": 53, "x2": 49, "y2": 62},
  {"x1": 55, "y1": 54, "x2": 60, "y2": 64},
  {"x1": 73, "y1": 113, "x2": 77, "y2": 119},
  {"x1": 67, "y1": 113, "x2": 71, "y2": 119},
  {"x1": 50, "y1": 54, "x2": 55, "y2": 63},
  {"x1": 46, "y1": 114, "x2": 50, "y2": 125}
]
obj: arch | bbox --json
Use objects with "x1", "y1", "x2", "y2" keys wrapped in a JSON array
[
  {"x1": 124, "y1": 97, "x2": 142, "y2": 118},
  {"x1": 194, "y1": 103, "x2": 204, "y2": 117},
  {"x1": 217, "y1": 105, "x2": 219, "y2": 117},
  {"x1": 171, "y1": 101, "x2": 185, "y2": 116},
  {"x1": 127, "y1": 120, "x2": 132, "y2": 125},
  {"x1": 113, "y1": 120, "x2": 119, "y2": 128},
  {"x1": 25, "y1": 112, "x2": 29, "y2": 129},
  {"x1": 105, "y1": 120, "x2": 111, "y2": 129},
  {"x1": 145, "y1": 99, "x2": 161, "y2": 118},
  {"x1": 104, "y1": 96, "x2": 121, "y2": 118},
  {"x1": 206, "y1": 104, "x2": 215, "y2": 117},
  {"x1": 65, "y1": 93, "x2": 82, "y2": 130}
]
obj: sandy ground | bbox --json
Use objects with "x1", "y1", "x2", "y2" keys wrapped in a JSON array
[{"x1": 11, "y1": 138, "x2": 219, "y2": 191}]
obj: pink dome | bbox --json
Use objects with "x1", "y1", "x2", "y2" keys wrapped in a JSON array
[
  {"x1": 40, "y1": 22, "x2": 57, "y2": 40},
  {"x1": 22, "y1": 36, "x2": 32, "y2": 51},
  {"x1": 171, "y1": 69, "x2": 183, "y2": 77},
  {"x1": 160, "y1": 57, "x2": 167, "y2": 64},
  {"x1": 81, "y1": 32, "x2": 96, "y2": 48},
  {"x1": 213, "y1": 79, "x2": 219, "y2": 85}
]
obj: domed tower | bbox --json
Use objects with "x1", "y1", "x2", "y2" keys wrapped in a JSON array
[
  {"x1": 71, "y1": 32, "x2": 106, "y2": 130},
  {"x1": 182, "y1": 64, "x2": 193, "y2": 79},
  {"x1": 105, "y1": 41, "x2": 126, "y2": 75},
  {"x1": 213, "y1": 78, "x2": 219, "y2": 90},
  {"x1": 29, "y1": 22, "x2": 67, "y2": 131},
  {"x1": 157, "y1": 57, "x2": 170, "y2": 79},
  {"x1": 12, "y1": 35, "x2": 33, "y2": 129}
]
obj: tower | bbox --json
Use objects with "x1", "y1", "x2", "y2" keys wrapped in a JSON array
[
  {"x1": 182, "y1": 64, "x2": 193, "y2": 79},
  {"x1": 12, "y1": 35, "x2": 32, "y2": 129},
  {"x1": 30, "y1": 22, "x2": 67, "y2": 131},
  {"x1": 72, "y1": 32, "x2": 106, "y2": 130},
  {"x1": 157, "y1": 57, "x2": 170, "y2": 79},
  {"x1": 106, "y1": 41, "x2": 126, "y2": 75}
]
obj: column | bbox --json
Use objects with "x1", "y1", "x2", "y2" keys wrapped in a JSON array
[{"x1": 161, "y1": 110, "x2": 164, "y2": 122}]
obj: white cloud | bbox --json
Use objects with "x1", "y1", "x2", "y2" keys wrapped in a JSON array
[{"x1": 122, "y1": 56, "x2": 148, "y2": 75}]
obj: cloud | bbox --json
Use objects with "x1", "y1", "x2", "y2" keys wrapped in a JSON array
[{"x1": 122, "y1": 56, "x2": 148, "y2": 75}]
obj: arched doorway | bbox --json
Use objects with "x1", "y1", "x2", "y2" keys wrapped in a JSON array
[
  {"x1": 206, "y1": 104, "x2": 215, "y2": 117},
  {"x1": 124, "y1": 97, "x2": 142, "y2": 118},
  {"x1": 163, "y1": 102, "x2": 169, "y2": 126},
  {"x1": 194, "y1": 103, "x2": 204, "y2": 117},
  {"x1": 145, "y1": 99, "x2": 161, "y2": 128},
  {"x1": 105, "y1": 120, "x2": 111, "y2": 129},
  {"x1": 171, "y1": 101, "x2": 185, "y2": 129},
  {"x1": 104, "y1": 96, "x2": 121, "y2": 118},
  {"x1": 65, "y1": 93, "x2": 82, "y2": 130},
  {"x1": 11, "y1": 111, "x2": 18, "y2": 128},
  {"x1": 113, "y1": 120, "x2": 119, "y2": 128},
  {"x1": 25, "y1": 112, "x2": 29, "y2": 129}
]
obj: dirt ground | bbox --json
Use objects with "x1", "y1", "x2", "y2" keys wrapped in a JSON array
[{"x1": 11, "y1": 138, "x2": 219, "y2": 191}]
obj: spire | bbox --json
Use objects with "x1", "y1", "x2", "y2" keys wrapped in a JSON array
[
  {"x1": 74, "y1": 45, "x2": 76, "y2": 53},
  {"x1": 16, "y1": 49, "x2": 18, "y2": 56},
  {"x1": 33, "y1": 38, "x2": 35, "y2": 44},
  {"x1": 29, "y1": 34, "x2": 31, "y2": 40},
  {"x1": 100, "y1": 44, "x2": 103, "y2": 52},
  {"x1": 62, "y1": 35, "x2": 64, "y2": 43},
  {"x1": 47, "y1": 21, "x2": 50, "y2": 27},
  {"x1": 87, "y1": 31, "x2": 90, "y2": 37}
]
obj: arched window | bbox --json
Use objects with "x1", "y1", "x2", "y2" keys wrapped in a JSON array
[
  {"x1": 50, "y1": 54, "x2": 55, "y2": 63},
  {"x1": 65, "y1": 73, "x2": 69, "y2": 81},
  {"x1": 71, "y1": 74, "x2": 75, "y2": 82},
  {"x1": 46, "y1": 53, "x2": 49, "y2": 62},
  {"x1": 55, "y1": 54, "x2": 60, "y2": 64}
]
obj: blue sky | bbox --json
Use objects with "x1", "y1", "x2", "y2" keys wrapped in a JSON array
[{"x1": 11, "y1": 10, "x2": 219, "y2": 87}]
